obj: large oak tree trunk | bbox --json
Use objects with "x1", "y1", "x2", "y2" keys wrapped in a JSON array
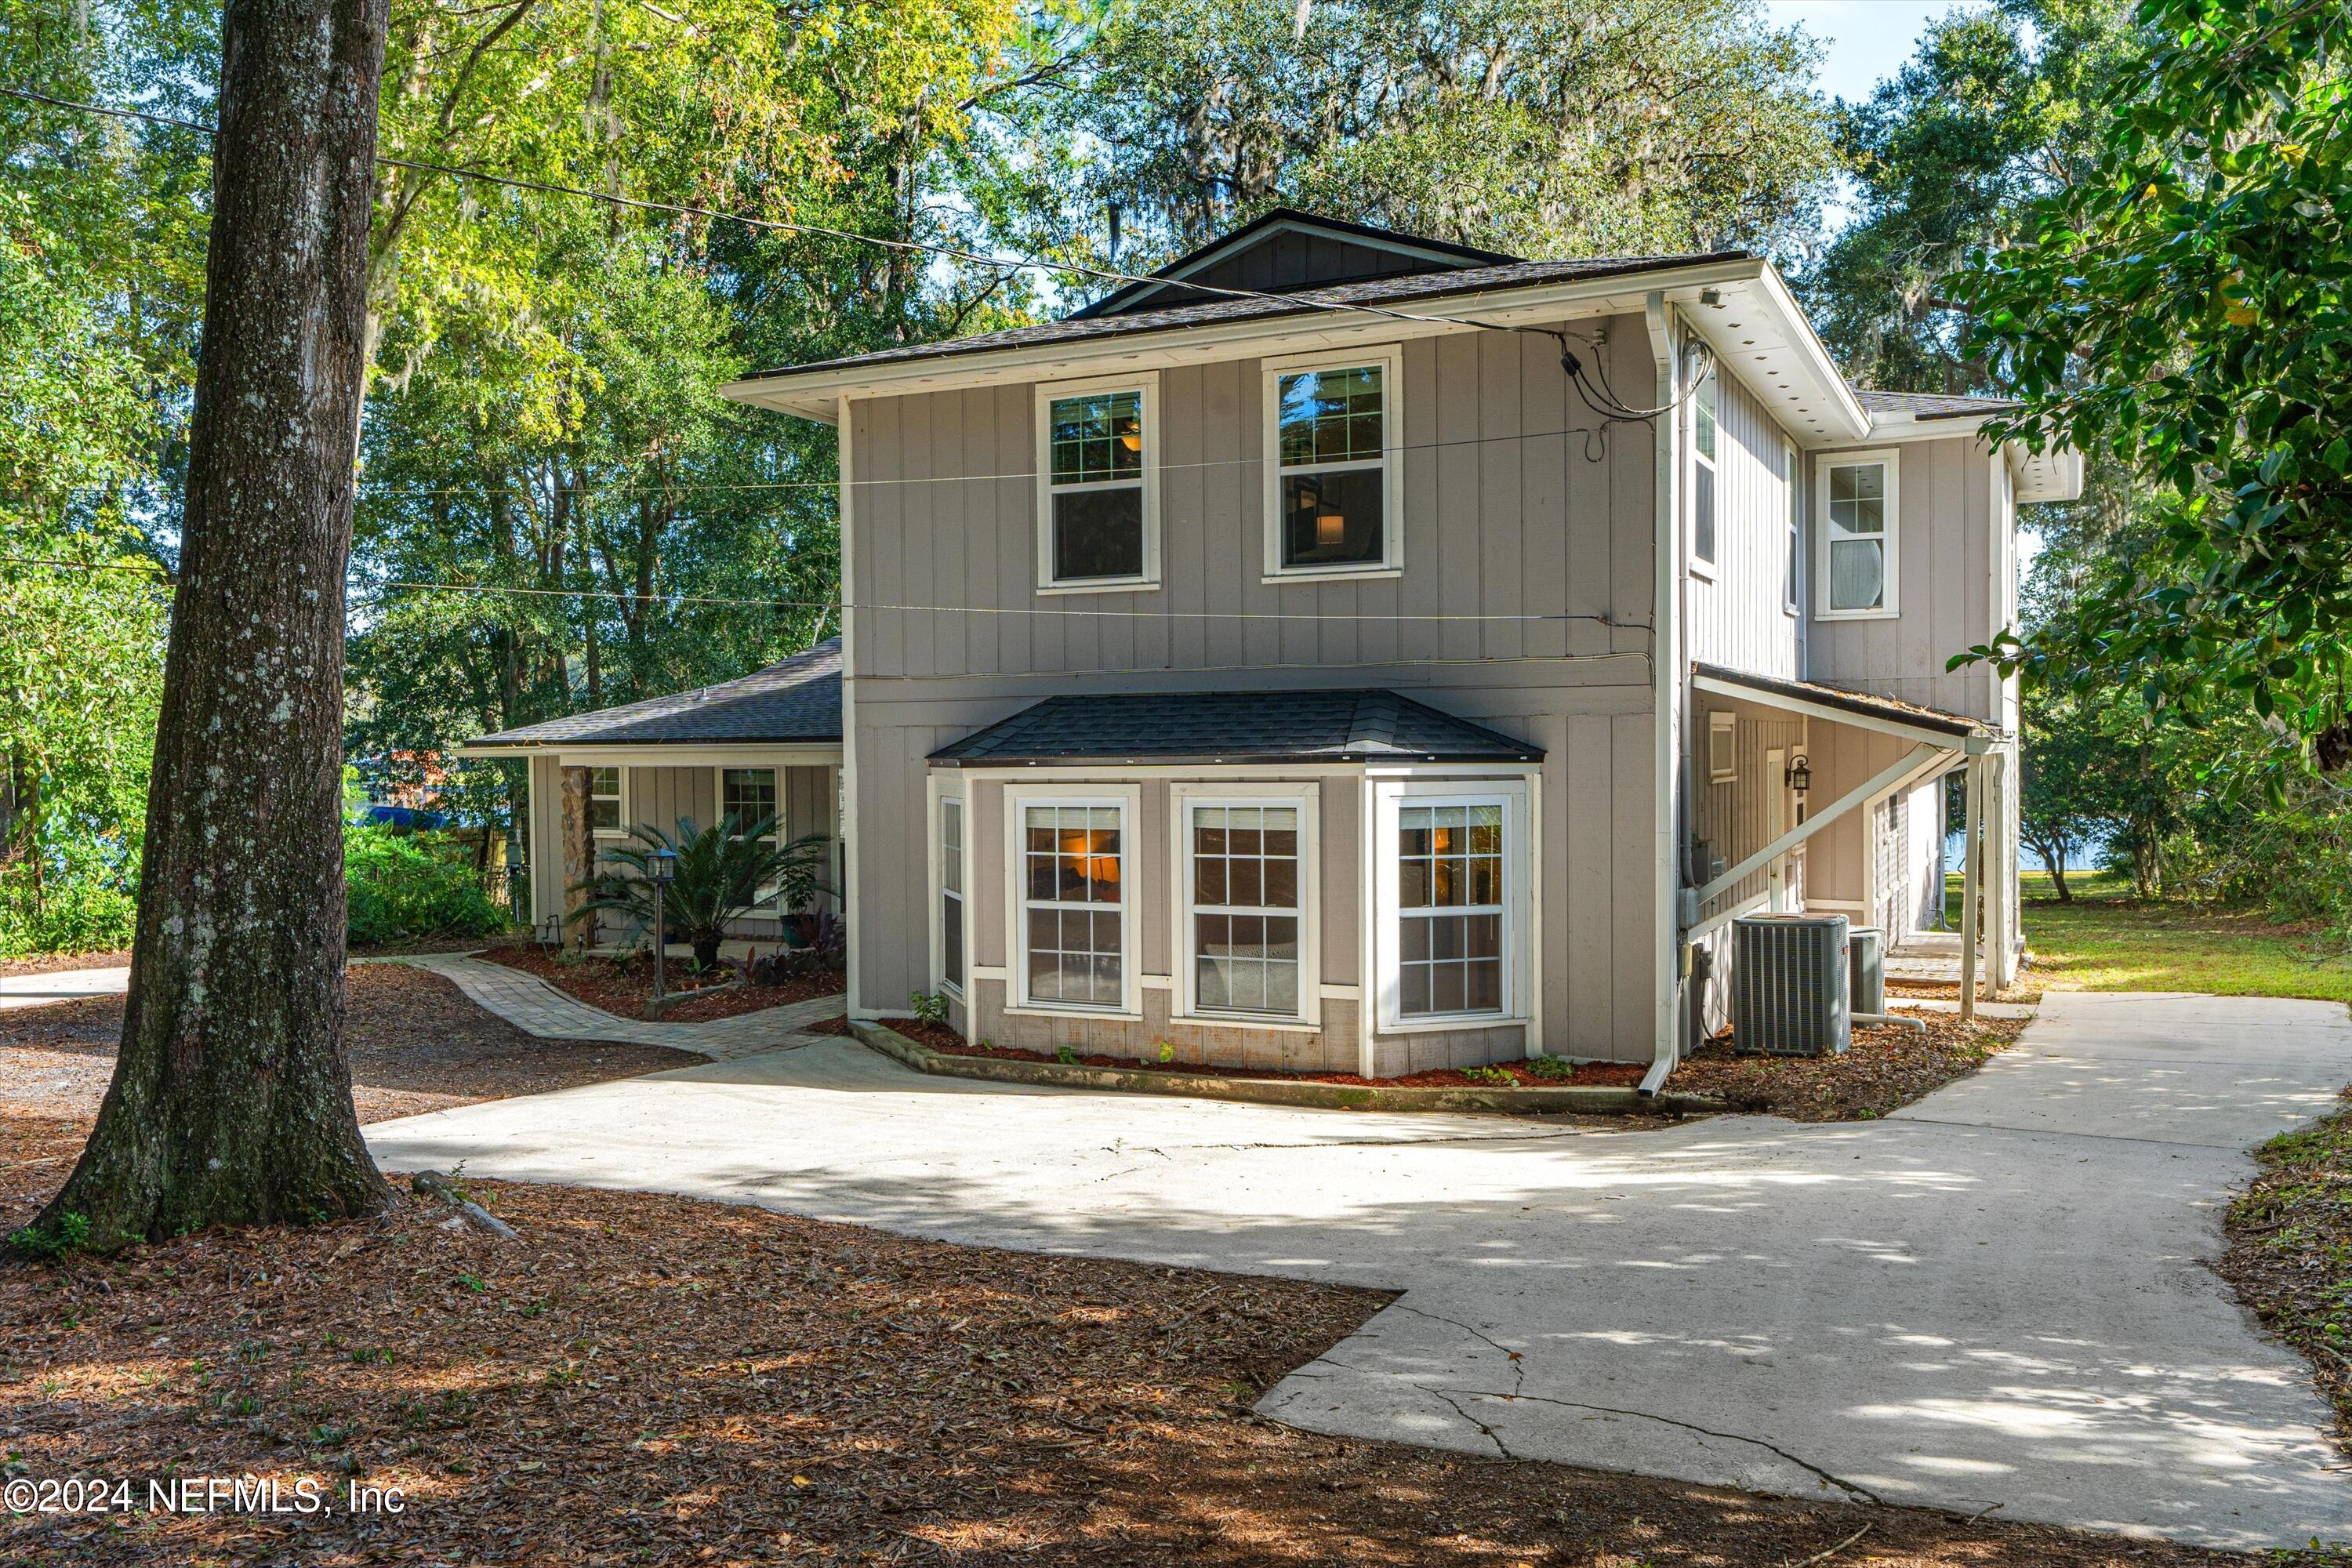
[{"x1": 34, "y1": 0, "x2": 394, "y2": 1247}]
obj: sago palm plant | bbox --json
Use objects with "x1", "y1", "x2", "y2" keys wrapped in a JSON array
[{"x1": 571, "y1": 812, "x2": 830, "y2": 969}]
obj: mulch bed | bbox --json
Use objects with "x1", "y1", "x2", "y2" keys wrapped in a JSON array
[
  {"x1": 0, "y1": 1112, "x2": 2310, "y2": 1567},
  {"x1": 484, "y1": 942, "x2": 845, "y2": 1024},
  {"x1": 0, "y1": 951, "x2": 131, "y2": 978},
  {"x1": 896, "y1": 1018, "x2": 1647, "y2": 1088},
  {"x1": 1667, "y1": 1009, "x2": 2032, "y2": 1121},
  {"x1": 0, "y1": 965, "x2": 699, "y2": 1124},
  {"x1": 2221, "y1": 1093, "x2": 2352, "y2": 1451}
]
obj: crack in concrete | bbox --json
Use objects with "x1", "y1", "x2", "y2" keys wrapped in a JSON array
[
  {"x1": 1388, "y1": 1303, "x2": 1527, "y2": 1396},
  {"x1": 1432, "y1": 1386, "x2": 1884, "y2": 1504},
  {"x1": 1427, "y1": 1386, "x2": 1518, "y2": 1460}
]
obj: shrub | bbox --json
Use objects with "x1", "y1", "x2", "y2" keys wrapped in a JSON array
[
  {"x1": 0, "y1": 860, "x2": 138, "y2": 958},
  {"x1": 344, "y1": 826, "x2": 511, "y2": 946}
]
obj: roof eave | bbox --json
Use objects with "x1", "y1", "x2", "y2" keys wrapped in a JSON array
[
  {"x1": 932, "y1": 750, "x2": 1541, "y2": 767},
  {"x1": 719, "y1": 255, "x2": 1771, "y2": 425}
]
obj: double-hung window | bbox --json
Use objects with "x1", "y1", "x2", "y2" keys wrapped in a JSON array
[
  {"x1": 1036, "y1": 374, "x2": 1157, "y2": 590},
  {"x1": 720, "y1": 767, "x2": 782, "y2": 909},
  {"x1": 1784, "y1": 438, "x2": 1802, "y2": 614},
  {"x1": 1817, "y1": 449, "x2": 1899, "y2": 618},
  {"x1": 1691, "y1": 367, "x2": 1719, "y2": 573},
  {"x1": 1264, "y1": 347, "x2": 1400, "y2": 577},
  {"x1": 1392, "y1": 798, "x2": 1509, "y2": 1021},
  {"x1": 588, "y1": 767, "x2": 626, "y2": 838},
  {"x1": 1017, "y1": 797, "x2": 1130, "y2": 1011},
  {"x1": 1182, "y1": 797, "x2": 1312, "y2": 1021},
  {"x1": 938, "y1": 796, "x2": 964, "y2": 996}
]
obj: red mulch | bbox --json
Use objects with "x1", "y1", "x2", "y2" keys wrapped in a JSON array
[
  {"x1": 893, "y1": 1019, "x2": 1642, "y2": 1087},
  {"x1": 483, "y1": 942, "x2": 845, "y2": 1023}
]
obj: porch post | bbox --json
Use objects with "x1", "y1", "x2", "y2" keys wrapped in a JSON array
[
  {"x1": 1958, "y1": 754, "x2": 1983, "y2": 1020},
  {"x1": 1985, "y1": 753, "x2": 2011, "y2": 993}
]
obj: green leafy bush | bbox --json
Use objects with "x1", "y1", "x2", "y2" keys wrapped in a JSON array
[
  {"x1": 344, "y1": 826, "x2": 511, "y2": 946},
  {"x1": 0, "y1": 858, "x2": 138, "y2": 958}
]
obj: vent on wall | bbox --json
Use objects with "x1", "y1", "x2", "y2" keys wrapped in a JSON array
[{"x1": 1730, "y1": 913, "x2": 1850, "y2": 1056}]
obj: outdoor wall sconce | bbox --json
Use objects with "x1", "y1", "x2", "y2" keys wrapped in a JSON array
[{"x1": 1785, "y1": 754, "x2": 1812, "y2": 795}]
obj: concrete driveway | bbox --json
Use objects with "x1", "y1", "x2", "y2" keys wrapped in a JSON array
[
  {"x1": 0, "y1": 967, "x2": 129, "y2": 1011},
  {"x1": 366, "y1": 991, "x2": 2352, "y2": 1550}
]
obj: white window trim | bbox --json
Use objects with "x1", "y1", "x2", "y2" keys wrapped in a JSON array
[
  {"x1": 1689, "y1": 365, "x2": 1719, "y2": 582},
  {"x1": 927, "y1": 774, "x2": 969, "y2": 1000},
  {"x1": 1708, "y1": 710, "x2": 1738, "y2": 784},
  {"x1": 1783, "y1": 437, "x2": 1802, "y2": 616},
  {"x1": 1003, "y1": 782, "x2": 1144, "y2": 1019},
  {"x1": 1168, "y1": 782, "x2": 1321, "y2": 1029},
  {"x1": 715, "y1": 764, "x2": 784, "y2": 913},
  {"x1": 1814, "y1": 446, "x2": 1900, "y2": 621},
  {"x1": 589, "y1": 766, "x2": 630, "y2": 840},
  {"x1": 1035, "y1": 371, "x2": 1161, "y2": 594},
  {"x1": 1370, "y1": 779, "x2": 1532, "y2": 1034},
  {"x1": 1261, "y1": 345, "x2": 1405, "y2": 582}
]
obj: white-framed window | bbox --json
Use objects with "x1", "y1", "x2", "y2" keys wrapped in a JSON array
[
  {"x1": 1173, "y1": 785, "x2": 1319, "y2": 1025},
  {"x1": 1708, "y1": 710, "x2": 1738, "y2": 784},
  {"x1": 1690, "y1": 365, "x2": 1719, "y2": 575},
  {"x1": 1007, "y1": 786, "x2": 1138, "y2": 1015},
  {"x1": 1036, "y1": 372, "x2": 1158, "y2": 592},
  {"x1": 1262, "y1": 346, "x2": 1403, "y2": 579},
  {"x1": 720, "y1": 766, "x2": 782, "y2": 909},
  {"x1": 937, "y1": 793, "x2": 965, "y2": 996},
  {"x1": 1816, "y1": 448, "x2": 1900, "y2": 619},
  {"x1": 1783, "y1": 437, "x2": 1802, "y2": 615},
  {"x1": 1371, "y1": 781, "x2": 1531, "y2": 1031},
  {"x1": 589, "y1": 766, "x2": 626, "y2": 838}
]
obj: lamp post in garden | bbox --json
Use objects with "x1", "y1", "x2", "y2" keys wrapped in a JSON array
[{"x1": 650, "y1": 848, "x2": 677, "y2": 1007}]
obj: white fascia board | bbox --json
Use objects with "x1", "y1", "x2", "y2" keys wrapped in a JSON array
[
  {"x1": 1671, "y1": 267, "x2": 1871, "y2": 446},
  {"x1": 720, "y1": 257, "x2": 1773, "y2": 424}
]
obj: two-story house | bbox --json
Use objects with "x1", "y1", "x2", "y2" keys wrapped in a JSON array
[{"x1": 478, "y1": 209, "x2": 2077, "y2": 1082}]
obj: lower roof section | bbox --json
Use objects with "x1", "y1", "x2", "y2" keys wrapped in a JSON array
[
  {"x1": 1692, "y1": 662, "x2": 1994, "y2": 749},
  {"x1": 461, "y1": 637, "x2": 841, "y2": 751},
  {"x1": 929, "y1": 688, "x2": 1543, "y2": 768}
]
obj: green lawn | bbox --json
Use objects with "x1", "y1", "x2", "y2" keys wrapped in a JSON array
[{"x1": 1989, "y1": 870, "x2": 2352, "y2": 1003}]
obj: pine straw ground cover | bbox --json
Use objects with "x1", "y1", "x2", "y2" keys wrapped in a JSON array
[
  {"x1": 1668, "y1": 1011, "x2": 2031, "y2": 1121},
  {"x1": 2, "y1": 1119, "x2": 2334, "y2": 1568},
  {"x1": 2222, "y1": 1092, "x2": 2352, "y2": 1450}
]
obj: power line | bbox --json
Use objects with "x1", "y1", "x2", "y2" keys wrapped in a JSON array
[
  {"x1": 0, "y1": 554, "x2": 1646, "y2": 629},
  {"x1": 1, "y1": 83, "x2": 1644, "y2": 366}
]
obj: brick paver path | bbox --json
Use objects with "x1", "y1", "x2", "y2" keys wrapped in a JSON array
[{"x1": 402, "y1": 953, "x2": 840, "y2": 1061}]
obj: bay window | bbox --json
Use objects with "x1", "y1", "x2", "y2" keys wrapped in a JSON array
[
  {"x1": 1374, "y1": 782, "x2": 1529, "y2": 1030},
  {"x1": 1015, "y1": 796, "x2": 1131, "y2": 1011},
  {"x1": 1264, "y1": 347, "x2": 1400, "y2": 578},
  {"x1": 1817, "y1": 450, "x2": 1899, "y2": 618},
  {"x1": 1037, "y1": 375, "x2": 1157, "y2": 590},
  {"x1": 938, "y1": 795, "x2": 964, "y2": 996},
  {"x1": 1179, "y1": 792, "x2": 1317, "y2": 1023}
]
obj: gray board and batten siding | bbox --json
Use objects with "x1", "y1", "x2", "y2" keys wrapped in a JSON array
[{"x1": 849, "y1": 313, "x2": 1668, "y2": 1062}]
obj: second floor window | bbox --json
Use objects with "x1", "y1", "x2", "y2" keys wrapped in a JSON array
[
  {"x1": 1265, "y1": 348, "x2": 1400, "y2": 577},
  {"x1": 1692, "y1": 367, "x2": 1719, "y2": 571},
  {"x1": 1818, "y1": 449, "x2": 1900, "y2": 618},
  {"x1": 1037, "y1": 376, "x2": 1156, "y2": 590}
]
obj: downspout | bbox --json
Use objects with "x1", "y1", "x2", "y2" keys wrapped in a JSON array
[{"x1": 1641, "y1": 292, "x2": 1682, "y2": 1098}]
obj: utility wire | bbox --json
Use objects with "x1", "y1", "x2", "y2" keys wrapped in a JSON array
[
  {"x1": 2, "y1": 82, "x2": 1685, "y2": 380},
  {"x1": 0, "y1": 554, "x2": 1646, "y2": 629}
]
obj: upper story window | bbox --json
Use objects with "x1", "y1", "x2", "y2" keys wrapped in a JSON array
[
  {"x1": 1817, "y1": 448, "x2": 1900, "y2": 619},
  {"x1": 1036, "y1": 374, "x2": 1158, "y2": 592},
  {"x1": 1783, "y1": 438, "x2": 1801, "y2": 614},
  {"x1": 589, "y1": 767, "x2": 625, "y2": 838},
  {"x1": 1691, "y1": 367, "x2": 1719, "y2": 573},
  {"x1": 1263, "y1": 347, "x2": 1402, "y2": 579}
]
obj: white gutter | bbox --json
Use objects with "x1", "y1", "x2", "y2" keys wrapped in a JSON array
[{"x1": 1642, "y1": 291, "x2": 1681, "y2": 1099}]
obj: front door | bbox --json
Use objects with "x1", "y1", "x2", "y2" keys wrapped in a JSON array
[
  {"x1": 1766, "y1": 748, "x2": 1788, "y2": 910},
  {"x1": 1871, "y1": 789, "x2": 1907, "y2": 939}
]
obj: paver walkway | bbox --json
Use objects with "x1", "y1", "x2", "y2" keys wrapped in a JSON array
[
  {"x1": 366, "y1": 990, "x2": 2352, "y2": 1550},
  {"x1": 399, "y1": 953, "x2": 840, "y2": 1059},
  {"x1": 0, "y1": 967, "x2": 129, "y2": 1011}
]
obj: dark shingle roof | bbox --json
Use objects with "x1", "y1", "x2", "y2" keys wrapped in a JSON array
[
  {"x1": 1856, "y1": 389, "x2": 2020, "y2": 421},
  {"x1": 1068, "y1": 207, "x2": 1521, "y2": 319},
  {"x1": 466, "y1": 638, "x2": 841, "y2": 749},
  {"x1": 930, "y1": 689, "x2": 1541, "y2": 766},
  {"x1": 739, "y1": 252, "x2": 1746, "y2": 385}
]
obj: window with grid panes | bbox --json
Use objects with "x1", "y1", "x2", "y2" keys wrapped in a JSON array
[
  {"x1": 1396, "y1": 802, "x2": 1504, "y2": 1017},
  {"x1": 1022, "y1": 803, "x2": 1124, "y2": 1008},
  {"x1": 1189, "y1": 804, "x2": 1301, "y2": 1018}
]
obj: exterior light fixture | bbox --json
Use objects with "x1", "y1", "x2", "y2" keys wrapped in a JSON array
[
  {"x1": 648, "y1": 848, "x2": 678, "y2": 1007},
  {"x1": 1785, "y1": 754, "x2": 1812, "y2": 795}
]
